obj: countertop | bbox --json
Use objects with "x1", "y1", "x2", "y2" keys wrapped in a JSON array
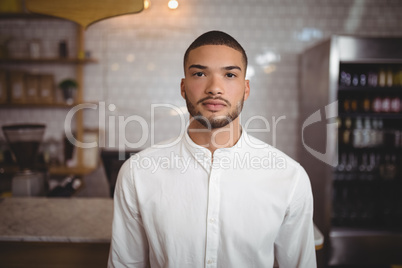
[
  {"x1": 0, "y1": 197, "x2": 113, "y2": 243},
  {"x1": 0, "y1": 197, "x2": 323, "y2": 249}
]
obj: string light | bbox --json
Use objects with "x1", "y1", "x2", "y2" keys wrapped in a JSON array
[
  {"x1": 144, "y1": 0, "x2": 151, "y2": 9},
  {"x1": 168, "y1": 0, "x2": 178, "y2": 10}
]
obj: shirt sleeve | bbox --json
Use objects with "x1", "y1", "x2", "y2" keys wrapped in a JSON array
[
  {"x1": 108, "y1": 159, "x2": 150, "y2": 268},
  {"x1": 274, "y1": 166, "x2": 317, "y2": 268}
]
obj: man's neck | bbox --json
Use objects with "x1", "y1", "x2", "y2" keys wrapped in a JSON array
[{"x1": 187, "y1": 118, "x2": 242, "y2": 154}]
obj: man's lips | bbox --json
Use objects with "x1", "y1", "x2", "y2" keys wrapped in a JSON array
[{"x1": 202, "y1": 100, "x2": 227, "y2": 111}]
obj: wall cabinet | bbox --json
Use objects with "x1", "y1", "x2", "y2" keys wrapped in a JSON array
[{"x1": 0, "y1": 14, "x2": 97, "y2": 176}]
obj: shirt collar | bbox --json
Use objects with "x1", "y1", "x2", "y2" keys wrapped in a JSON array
[{"x1": 183, "y1": 127, "x2": 247, "y2": 170}]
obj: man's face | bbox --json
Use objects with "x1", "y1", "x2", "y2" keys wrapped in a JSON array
[{"x1": 181, "y1": 45, "x2": 250, "y2": 129}]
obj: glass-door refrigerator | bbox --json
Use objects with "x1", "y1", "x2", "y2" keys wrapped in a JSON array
[{"x1": 300, "y1": 35, "x2": 402, "y2": 267}]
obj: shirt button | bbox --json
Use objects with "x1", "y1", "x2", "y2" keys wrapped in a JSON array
[
  {"x1": 207, "y1": 259, "x2": 213, "y2": 264},
  {"x1": 209, "y1": 218, "x2": 216, "y2": 223}
]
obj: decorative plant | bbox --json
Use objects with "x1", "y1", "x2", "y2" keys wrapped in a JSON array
[
  {"x1": 59, "y1": 79, "x2": 78, "y2": 90},
  {"x1": 59, "y1": 79, "x2": 78, "y2": 104}
]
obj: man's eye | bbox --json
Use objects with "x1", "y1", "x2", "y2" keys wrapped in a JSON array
[
  {"x1": 193, "y1": 72, "x2": 205, "y2": 77},
  {"x1": 226, "y1": 73, "x2": 236, "y2": 78}
]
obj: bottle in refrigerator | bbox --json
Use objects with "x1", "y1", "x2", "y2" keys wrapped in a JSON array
[
  {"x1": 381, "y1": 95, "x2": 391, "y2": 113},
  {"x1": 368, "y1": 71, "x2": 378, "y2": 87},
  {"x1": 390, "y1": 96, "x2": 401, "y2": 113},
  {"x1": 379, "y1": 67, "x2": 387, "y2": 87},
  {"x1": 372, "y1": 96, "x2": 382, "y2": 113},
  {"x1": 386, "y1": 68, "x2": 393, "y2": 87},
  {"x1": 353, "y1": 117, "x2": 363, "y2": 148},
  {"x1": 343, "y1": 117, "x2": 352, "y2": 147},
  {"x1": 360, "y1": 73, "x2": 367, "y2": 87},
  {"x1": 352, "y1": 74, "x2": 359, "y2": 86},
  {"x1": 363, "y1": 95, "x2": 371, "y2": 113}
]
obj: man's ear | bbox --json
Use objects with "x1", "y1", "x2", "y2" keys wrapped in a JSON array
[
  {"x1": 180, "y1": 79, "x2": 186, "y2": 99},
  {"x1": 244, "y1": 80, "x2": 250, "y2": 101}
]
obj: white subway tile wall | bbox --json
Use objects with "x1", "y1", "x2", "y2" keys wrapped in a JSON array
[{"x1": 1, "y1": 0, "x2": 402, "y2": 159}]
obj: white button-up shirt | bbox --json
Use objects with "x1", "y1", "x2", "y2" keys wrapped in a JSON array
[{"x1": 108, "y1": 131, "x2": 316, "y2": 268}]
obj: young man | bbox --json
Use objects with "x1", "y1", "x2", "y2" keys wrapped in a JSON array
[{"x1": 108, "y1": 31, "x2": 316, "y2": 267}]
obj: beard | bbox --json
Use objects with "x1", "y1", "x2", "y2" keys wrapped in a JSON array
[{"x1": 184, "y1": 93, "x2": 244, "y2": 129}]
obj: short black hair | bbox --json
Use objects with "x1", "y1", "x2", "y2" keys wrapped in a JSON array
[{"x1": 183, "y1": 30, "x2": 248, "y2": 73}]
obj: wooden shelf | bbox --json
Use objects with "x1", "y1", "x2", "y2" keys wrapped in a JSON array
[
  {"x1": 0, "y1": 19, "x2": 94, "y2": 176},
  {"x1": 0, "y1": 101, "x2": 100, "y2": 109},
  {"x1": 340, "y1": 59, "x2": 402, "y2": 64},
  {"x1": 0, "y1": 57, "x2": 97, "y2": 64},
  {"x1": 0, "y1": 102, "x2": 77, "y2": 108},
  {"x1": 0, "y1": 165, "x2": 95, "y2": 176},
  {"x1": 338, "y1": 86, "x2": 402, "y2": 92},
  {"x1": 338, "y1": 112, "x2": 402, "y2": 119}
]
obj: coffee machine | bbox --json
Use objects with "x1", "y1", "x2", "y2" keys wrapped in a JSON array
[{"x1": 2, "y1": 124, "x2": 46, "y2": 197}]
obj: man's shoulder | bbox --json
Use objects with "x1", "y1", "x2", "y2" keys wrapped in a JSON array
[{"x1": 242, "y1": 133, "x2": 300, "y2": 170}]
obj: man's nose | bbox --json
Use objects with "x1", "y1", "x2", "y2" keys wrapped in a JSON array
[{"x1": 205, "y1": 75, "x2": 224, "y2": 95}]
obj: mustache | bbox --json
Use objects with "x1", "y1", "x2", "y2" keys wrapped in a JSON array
[{"x1": 196, "y1": 96, "x2": 231, "y2": 107}]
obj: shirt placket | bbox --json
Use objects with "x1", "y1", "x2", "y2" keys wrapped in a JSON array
[{"x1": 205, "y1": 156, "x2": 222, "y2": 268}]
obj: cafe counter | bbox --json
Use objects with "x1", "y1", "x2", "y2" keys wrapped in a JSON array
[
  {"x1": 0, "y1": 197, "x2": 112, "y2": 267},
  {"x1": 0, "y1": 197, "x2": 323, "y2": 267}
]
